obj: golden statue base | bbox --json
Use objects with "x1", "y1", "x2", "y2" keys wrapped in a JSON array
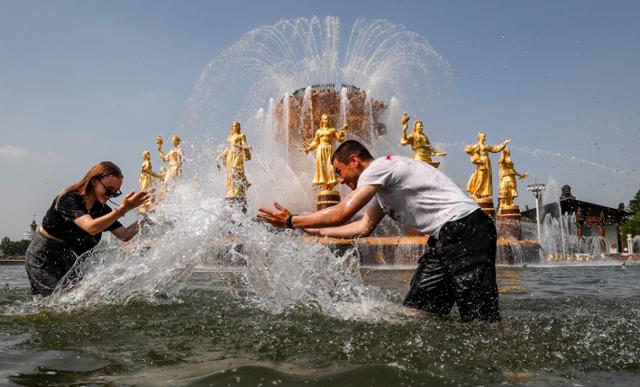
[
  {"x1": 475, "y1": 197, "x2": 495, "y2": 219},
  {"x1": 497, "y1": 205, "x2": 522, "y2": 240},
  {"x1": 317, "y1": 190, "x2": 340, "y2": 210},
  {"x1": 428, "y1": 161, "x2": 440, "y2": 168},
  {"x1": 498, "y1": 204, "x2": 521, "y2": 219}
]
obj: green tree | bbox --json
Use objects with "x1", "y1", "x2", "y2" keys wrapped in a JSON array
[
  {"x1": 622, "y1": 189, "x2": 640, "y2": 237},
  {"x1": 630, "y1": 189, "x2": 640, "y2": 214},
  {"x1": 0, "y1": 238, "x2": 30, "y2": 256},
  {"x1": 0, "y1": 237, "x2": 10, "y2": 255},
  {"x1": 622, "y1": 212, "x2": 640, "y2": 237}
]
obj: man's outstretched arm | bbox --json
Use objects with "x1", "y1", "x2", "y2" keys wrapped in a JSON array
[
  {"x1": 303, "y1": 202, "x2": 385, "y2": 238},
  {"x1": 257, "y1": 185, "x2": 380, "y2": 229}
]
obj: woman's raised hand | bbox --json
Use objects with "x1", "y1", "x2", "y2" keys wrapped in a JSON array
[{"x1": 121, "y1": 190, "x2": 153, "y2": 212}]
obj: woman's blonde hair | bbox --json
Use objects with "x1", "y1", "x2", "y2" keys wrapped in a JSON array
[{"x1": 57, "y1": 161, "x2": 123, "y2": 205}]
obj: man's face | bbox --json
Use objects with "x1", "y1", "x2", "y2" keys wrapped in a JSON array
[{"x1": 333, "y1": 157, "x2": 361, "y2": 190}]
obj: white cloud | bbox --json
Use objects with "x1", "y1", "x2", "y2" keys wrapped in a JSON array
[{"x1": 0, "y1": 145, "x2": 28, "y2": 158}]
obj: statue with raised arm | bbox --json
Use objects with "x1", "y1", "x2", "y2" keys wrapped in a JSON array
[
  {"x1": 465, "y1": 132, "x2": 510, "y2": 200},
  {"x1": 217, "y1": 121, "x2": 251, "y2": 201},
  {"x1": 497, "y1": 147, "x2": 528, "y2": 209},
  {"x1": 304, "y1": 113, "x2": 347, "y2": 192},
  {"x1": 156, "y1": 135, "x2": 183, "y2": 188},
  {"x1": 400, "y1": 113, "x2": 446, "y2": 168}
]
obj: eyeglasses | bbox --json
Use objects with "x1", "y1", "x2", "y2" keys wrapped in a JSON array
[{"x1": 98, "y1": 179, "x2": 122, "y2": 198}]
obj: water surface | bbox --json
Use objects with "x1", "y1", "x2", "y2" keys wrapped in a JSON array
[{"x1": 2, "y1": 262, "x2": 640, "y2": 386}]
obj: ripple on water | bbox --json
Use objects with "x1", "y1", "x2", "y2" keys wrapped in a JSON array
[{"x1": 2, "y1": 265, "x2": 640, "y2": 385}]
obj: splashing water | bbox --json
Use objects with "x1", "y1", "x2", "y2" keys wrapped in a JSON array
[
  {"x1": 632, "y1": 235, "x2": 640, "y2": 254},
  {"x1": 13, "y1": 174, "x2": 397, "y2": 321},
  {"x1": 539, "y1": 212, "x2": 608, "y2": 262},
  {"x1": 183, "y1": 16, "x2": 450, "y2": 124}
]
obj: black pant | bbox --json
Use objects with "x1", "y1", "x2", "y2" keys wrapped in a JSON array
[
  {"x1": 24, "y1": 233, "x2": 77, "y2": 296},
  {"x1": 403, "y1": 209, "x2": 501, "y2": 322}
]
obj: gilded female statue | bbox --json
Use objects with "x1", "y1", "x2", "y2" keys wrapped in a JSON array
[
  {"x1": 156, "y1": 135, "x2": 184, "y2": 186},
  {"x1": 464, "y1": 132, "x2": 510, "y2": 199},
  {"x1": 497, "y1": 147, "x2": 528, "y2": 208},
  {"x1": 139, "y1": 151, "x2": 161, "y2": 191},
  {"x1": 218, "y1": 121, "x2": 251, "y2": 198},
  {"x1": 400, "y1": 113, "x2": 446, "y2": 168},
  {"x1": 139, "y1": 150, "x2": 161, "y2": 211},
  {"x1": 304, "y1": 113, "x2": 347, "y2": 191}
]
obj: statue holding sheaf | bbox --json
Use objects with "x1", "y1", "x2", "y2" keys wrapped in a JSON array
[
  {"x1": 156, "y1": 135, "x2": 184, "y2": 187},
  {"x1": 400, "y1": 113, "x2": 446, "y2": 168}
]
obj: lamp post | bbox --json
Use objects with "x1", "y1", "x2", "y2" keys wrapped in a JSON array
[{"x1": 527, "y1": 183, "x2": 546, "y2": 242}]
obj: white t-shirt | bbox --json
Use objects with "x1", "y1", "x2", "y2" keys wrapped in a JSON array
[{"x1": 357, "y1": 155, "x2": 479, "y2": 237}]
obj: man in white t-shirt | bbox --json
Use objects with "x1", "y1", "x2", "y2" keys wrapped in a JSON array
[{"x1": 258, "y1": 140, "x2": 500, "y2": 322}]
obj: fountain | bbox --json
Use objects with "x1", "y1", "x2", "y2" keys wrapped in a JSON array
[
  {"x1": 540, "y1": 212, "x2": 607, "y2": 262},
  {"x1": 178, "y1": 16, "x2": 547, "y2": 266},
  {"x1": 629, "y1": 234, "x2": 640, "y2": 256},
  {"x1": 633, "y1": 235, "x2": 640, "y2": 256},
  {"x1": 4, "y1": 15, "x2": 640, "y2": 387},
  {"x1": 141, "y1": 17, "x2": 631, "y2": 270},
  {"x1": 182, "y1": 16, "x2": 451, "y2": 210},
  {"x1": 521, "y1": 183, "x2": 634, "y2": 263}
]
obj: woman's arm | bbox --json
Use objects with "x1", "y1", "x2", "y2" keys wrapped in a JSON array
[
  {"x1": 110, "y1": 222, "x2": 140, "y2": 242},
  {"x1": 73, "y1": 191, "x2": 151, "y2": 236}
]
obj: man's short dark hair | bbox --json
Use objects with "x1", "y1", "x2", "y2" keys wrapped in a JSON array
[{"x1": 332, "y1": 140, "x2": 374, "y2": 164}]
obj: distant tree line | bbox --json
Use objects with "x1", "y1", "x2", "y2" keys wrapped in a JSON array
[
  {"x1": 622, "y1": 189, "x2": 640, "y2": 237},
  {"x1": 0, "y1": 237, "x2": 30, "y2": 257}
]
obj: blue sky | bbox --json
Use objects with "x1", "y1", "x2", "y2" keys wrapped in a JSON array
[{"x1": 1, "y1": 0, "x2": 639, "y2": 239}]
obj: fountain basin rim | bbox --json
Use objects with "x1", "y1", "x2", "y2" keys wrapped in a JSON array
[{"x1": 303, "y1": 236, "x2": 428, "y2": 246}]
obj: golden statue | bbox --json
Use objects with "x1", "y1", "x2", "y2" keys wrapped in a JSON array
[
  {"x1": 464, "y1": 132, "x2": 510, "y2": 199},
  {"x1": 400, "y1": 113, "x2": 446, "y2": 168},
  {"x1": 497, "y1": 147, "x2": 528, "y2": 209},
  {"x1": 304, "y1": 113, "x2": 347, "y2": 192},
  {"x1": 156, "y1": 135, "x2": 184, "y2": 187},
  {"x1": 217, "y1": 121, "x2": 251, "y2": 199},
  {"x1": 139, "y1": 151, "x2": 161, "y2": 191},
  {"x1": 139, "y1": 150, "x2": 161, "y2": 212}
]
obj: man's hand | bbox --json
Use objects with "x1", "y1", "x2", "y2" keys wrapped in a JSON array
[{"x1": 257, "y1": 202, "x2": 292, "y2": 228}]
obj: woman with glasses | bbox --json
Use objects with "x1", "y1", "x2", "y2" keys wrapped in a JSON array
[{"x1": 25, "y1": 161, "x2": 151, "y2": 296}]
